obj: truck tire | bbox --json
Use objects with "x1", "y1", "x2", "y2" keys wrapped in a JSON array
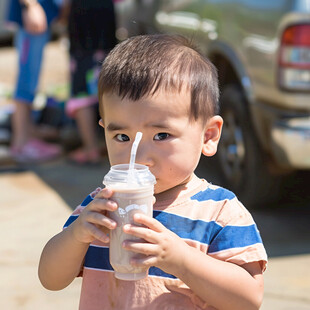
[{"x1": 215, "y1": 85, "x2": 280, "y2": 208}]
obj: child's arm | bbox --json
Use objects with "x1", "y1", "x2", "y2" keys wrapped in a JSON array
[
  {"x1": 123, "y1": 213, "x2": 264, "y2": 310},
  {"x1": 20, "y1": 0, "x2": 47, "y2": 34},
  {"x1": 38, "y1": 188, "x2": 117, "y2": 291}
]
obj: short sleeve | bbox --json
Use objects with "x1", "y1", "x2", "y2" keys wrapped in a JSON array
[
  {"x1": 63, "y1": 188, "x2": 102, "y2": 229},
  {"x1": 207, "y1": 198, "x2": 267, "y2": 271}
]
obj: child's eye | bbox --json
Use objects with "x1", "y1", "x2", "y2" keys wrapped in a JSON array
[
  {"x1": 154, "y1": 133, "x2": 170, "y2": 141},
  {"x1": 116, "y1": 134, "x2": 130, "y2": 142}
]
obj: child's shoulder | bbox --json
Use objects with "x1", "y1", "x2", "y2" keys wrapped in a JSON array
[
  {"x1": 190, "y1": 180, "x2": 254, "y2": 224},
  {"x1": 190, "y1": 181, "x2": 237, "y2": 203}
]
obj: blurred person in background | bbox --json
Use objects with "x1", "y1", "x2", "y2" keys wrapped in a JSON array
[
  {"x1": 65, "y1": 0, "x2": 117, "y2": 164},
  {"x1": 7, "y1": 0, "x2": 63, "y2": 163}
]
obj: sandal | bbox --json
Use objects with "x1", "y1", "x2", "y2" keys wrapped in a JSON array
[
  {"x1": 10, "y1": 139, "x2": 62, "y2": 163},
  {"x1": 68, "y1": 148, "x2": 101, "y2": 165}
]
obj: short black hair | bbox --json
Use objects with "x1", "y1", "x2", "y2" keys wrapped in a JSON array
[{"x1": 98, "y1": 34, "x2": 219, "y2": 123}]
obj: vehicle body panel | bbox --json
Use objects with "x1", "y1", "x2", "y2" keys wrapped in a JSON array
[{"x1": 153, "y1": 0, "x2": 310, "y2": 170}]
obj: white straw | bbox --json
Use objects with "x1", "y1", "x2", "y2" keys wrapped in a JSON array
[{"x1": 129, "y1": 132, "x2": 143, "y2": 171}]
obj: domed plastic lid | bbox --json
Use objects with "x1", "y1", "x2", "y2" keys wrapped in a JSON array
[{"x1": 103, "y1": 163, "x2": 156, "y2": 186}]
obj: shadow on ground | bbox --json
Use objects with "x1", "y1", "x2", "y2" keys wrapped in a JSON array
[{"x1": 2, "y1": 154, "x2": 310, "y2": 259}]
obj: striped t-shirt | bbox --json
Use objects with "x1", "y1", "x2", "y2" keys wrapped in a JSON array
[{"x1": 64, "y1": 177, "x2": 267, "y2": 310}]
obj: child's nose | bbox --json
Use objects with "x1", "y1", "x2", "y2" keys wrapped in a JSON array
[
  {"x1": 135, "y1": 155, "x2": 154, "y2": 168},
  {"x1": 134, "y1": 144, "x2": 154, "y2": 167}
]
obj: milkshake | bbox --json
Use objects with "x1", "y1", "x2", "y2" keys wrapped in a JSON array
[{"x1": 103, "y1": 163, "x2": 156, "y2": 280}]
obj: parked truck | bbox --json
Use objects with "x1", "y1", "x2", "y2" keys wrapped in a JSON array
[{"x1": 128, "y1": 0, "x2": 310, "y2": 207}]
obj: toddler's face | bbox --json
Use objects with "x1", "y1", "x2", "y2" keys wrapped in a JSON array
[{"x1": 100, "y1": 89, "x2": 208, "y2": 198}]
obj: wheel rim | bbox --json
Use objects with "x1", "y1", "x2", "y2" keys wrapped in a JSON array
[{"x1": 219, "y1": 109, "x2": 245, "y2": 185}]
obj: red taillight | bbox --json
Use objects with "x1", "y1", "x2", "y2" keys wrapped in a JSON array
[
  {"x1": 282, "y1": 24, "x2": 310, "y2": 46},
  {"x1": 278, "y1": 24, "x2": 310, "y2": 91}
]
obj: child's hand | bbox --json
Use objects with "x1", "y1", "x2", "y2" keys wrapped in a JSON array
[
  {"x1": 122, "y1": 213, "x2": 189, "y2": 276},
  {"x1": 71, "y1": 188, "x2": 117, "y2": 244}
]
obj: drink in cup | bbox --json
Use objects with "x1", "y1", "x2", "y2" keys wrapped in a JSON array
[{"x1": 103, "y1": 163, "x2": 156, "y2": 280}]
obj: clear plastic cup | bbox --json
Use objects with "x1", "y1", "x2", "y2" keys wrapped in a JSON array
[{"x1": 103, "y1": 163, "x2": 156, "y2": 280}]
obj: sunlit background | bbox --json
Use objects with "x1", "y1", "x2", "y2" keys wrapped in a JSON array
[{"x1": 0, "y1": 1, "x2": 309, "y2": 309}]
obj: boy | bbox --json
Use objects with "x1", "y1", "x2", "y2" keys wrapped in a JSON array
[{"x1": 39, "y1": 34, "x2": 267, "y2": 310}]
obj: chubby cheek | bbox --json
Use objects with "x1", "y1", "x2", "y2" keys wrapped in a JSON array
[
  {"x1": 110, "y1": 157, "x2": 129, "y2": 167},
  {"x1": 154, "y1": 159, "x2": 193, "y2": 193},
  {"x1": 104, "y1": 140, "x2": 129, "y2": 166},
  {"x1": 154, "y1": 180, "x2": 172, "y2": 195},
  {"x1": 107, "y1": 149, "x2": 129, "y2": 166}
]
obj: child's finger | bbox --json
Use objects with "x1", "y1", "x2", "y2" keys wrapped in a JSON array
[
  {"x1": 132, "y1": 255, "x2": 157, "y2": 268},
  {"x1": 89, "y1": 197, "x2": 118, "y2": 213},
  {"x1": 84, "y1": 222, "x2": 110, "y2": 243},
  {"x1": 133, "y1": 213, "x2": 165, "y2": 233},
  {"x1": 87, "y1": 211, "x2": 116, "y2": 230},
  {"x1": 123, "y1": 239, "x2": 158, "y2": 256},
  {"x1": 123, "y1": 224, "x2": 157, "y2": 243},
  {"x1": 94, "y1": 187, "x2": 114, "y2": 199}
]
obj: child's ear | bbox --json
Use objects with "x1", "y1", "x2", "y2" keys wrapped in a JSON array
[
  {"x1": 201, "y1": 115, "x2": 223, "y2": 157},
  {"x1": 98, "y1": 118, "x2": 104, "y2": 128}
]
